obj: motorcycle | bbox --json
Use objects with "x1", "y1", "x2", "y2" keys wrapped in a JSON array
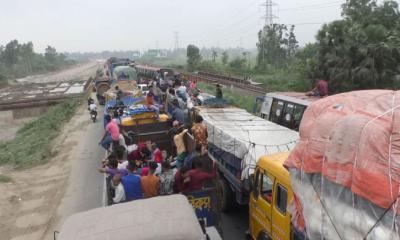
[{"x1": 90, "y1": 110, "x2": 97, "y2": 122}]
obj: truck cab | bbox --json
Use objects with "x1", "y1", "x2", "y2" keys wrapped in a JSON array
[{"x1": 249, "y1": 152, "x2": 294, "y2": 240}]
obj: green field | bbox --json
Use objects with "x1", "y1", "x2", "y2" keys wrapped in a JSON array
[{"x1": 197, "y1": 82, "x2": 256, "y2": 113}]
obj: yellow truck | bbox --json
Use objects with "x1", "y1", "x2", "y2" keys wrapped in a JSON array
[{"x1": 249, "y1": 152, "x2": 299, "y2": 240}]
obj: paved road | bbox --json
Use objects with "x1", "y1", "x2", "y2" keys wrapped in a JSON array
[
  {"x1": 50, "y1": 106, "x2": 249, "y2": 240},
  {"x1": 47, "y1": 110, "x2": 105, "y2": 239},
  {"x1": 220, "y1": 205, "x2": 249, "y2": 240}
]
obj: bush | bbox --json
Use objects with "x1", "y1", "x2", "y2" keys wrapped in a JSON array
[{"x1": 0, "y1": 100, "x2": 79, "y2": 168}]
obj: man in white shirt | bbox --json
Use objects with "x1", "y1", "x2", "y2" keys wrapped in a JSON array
[{"x1": 89, "y1": 102, "x2": 97, "y2": 112}]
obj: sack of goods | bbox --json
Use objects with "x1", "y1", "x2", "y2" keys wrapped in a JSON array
[{"x1": 285, "y1": 90, "x2": 400, "y2": 240}]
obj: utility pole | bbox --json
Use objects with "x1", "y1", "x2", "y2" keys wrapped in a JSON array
[
  {"x1": 261, "y1": 0, "x2": 277, "y2": 68},
  {"x1": 174, "y1": 31, "x2": 179, "y2": 51},
  {"x1": 262, "y1": 0, "x2": 277, "y2": 26}
]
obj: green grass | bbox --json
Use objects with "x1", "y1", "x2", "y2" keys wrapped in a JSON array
[
  {"x1": 198, "y1": 82, "x2": 256, "y2": 113},
  {"x1": 0, "y1": 100, "x2": 80, "y2": 169},
  {"x1": 0, "y1": 174, "x2": 12, "y2": 183}
]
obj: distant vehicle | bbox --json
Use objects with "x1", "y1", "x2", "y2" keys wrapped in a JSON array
[
  {"x1": 135, "y1": 64, "x2": 175, "y2": 85},
  {"x1": 95, "y1": 57, "x2": 136, "y2": 105},
  {"x1": 137, "y1": 84, "x2": 149, "y2": 95},
  {"x1": 90, "y1": 110, "x2": 97, "y2": 122},
  {"x1": 253, "y1": 92, "x2": 318, "y2": 131},
  {"x1": 55, "y1": 195, "x2": 221, "y2": 240},
  {"x1": 192, "y1": 106, "x2": 299, "y2": 211}
]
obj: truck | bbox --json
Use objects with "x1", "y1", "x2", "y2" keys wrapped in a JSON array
[
  {"x1": 55, "y1": 195, "x2": 221, "y2": 240},
  {"x1": 253, "y1": 92, "x2": 318, "y2": 131},
  {"x1": 192, "y1": 106, "x2": 299, "y2": 211},
  {"x1": 249, "y1": 90, "x2": 400, "y2": 240}
]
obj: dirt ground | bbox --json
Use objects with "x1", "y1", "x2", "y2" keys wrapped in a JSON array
[
  {"x1": 15, "y1": 61, "x2": 100, "y2": 84},
  {"x1": 0, "y1": 105, "x2": 93, "y2": 240}
]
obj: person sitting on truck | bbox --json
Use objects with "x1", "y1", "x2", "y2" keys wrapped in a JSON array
[
  {"x1": 151, "y1": 143, "x2": 162, "y2": 164},
  {"x1": 145, "y1": 90, "x2": 160, "y2": 120},
  {"x1": 141, "y1": 161, "x2": 160, "y2": 198},
  {"x1": 183, "y1": 158, "x2": 216, "y2": 193},
  {"x1": 100, "y1": 118, "x2": 120, "y2": 151},
  {"x1": 115, "y1": 145, "x2": 128, "y2": 170},
  {"x1": 111, "y1": 174, "x2": 126, "y2": 204},
  {"x1": 98, "y1": 155, "x2": 128, "y2": 177},
  {"x1": 171, "y1": 99, "x2": 186, "y2": 125},
  {"x1": 191, "y1": 115, "x2": 208, "y2": 147},
  {"x1": 306, "y1": 79, "x2": 329, "y2": 97},
  {"x1": 159, "y1": 161, "x2": 175, "y2": 195},
  {"x1": 175, "y1": 82, "x2": 188, "y2": 102},
  {"x1": 174, "y1": 166, "x2": 189, "y2": 193},
  {"x1": 183, "y1": 144, "x2": 201, "y2": 169},
  {"x1": 121, "y1": 162, "x2": 143, "y2": 201}
]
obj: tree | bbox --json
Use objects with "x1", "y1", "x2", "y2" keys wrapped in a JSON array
[
  {"x1": 20, "y1": 42, "x2": 34, "y2": 73},
  {"x1": 256, "y1": 24, "x2": 298, "y2": 70},
  {"x1": 309, "y1": 0, "x2": 400, "y2": 92},
  {"x1": 286, "y1": 25, "x2": 299, "y2": 57},
  {"x1": 3, "y1": 40, "x2": 20, "y2": 66},
  {"x1": 45, "y1": 45, "x2": 57, "y2": 63},
  {"x1": 212, "y1": 50, "x2": 218, "y2": 62},
  {"x1": 186, "y1": 44, "x2": 202, "y2": 71},
  {"x1": 229, "y1": 57, "x2": 247, "y2": 72},
  {"x1": 221, "y1": 51, "x2": 229, "y2": 65}
]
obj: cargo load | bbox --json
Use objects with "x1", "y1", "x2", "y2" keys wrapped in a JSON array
[
  {"x1": 200, "y1": 107, "x2": 299, "y2": 180},
  {"x1": 285, "y1": 90, "x2": 400, "y2": 240}
]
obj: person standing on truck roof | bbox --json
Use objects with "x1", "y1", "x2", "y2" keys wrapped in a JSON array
[
  {"x1": 171, "y1": 99, "x2": 186, "y2": 124},
  {"x1": 174, "y1": 128, "x2": 188, "y2": 169},
  {"x1": 121, "y1": 162, "x2": 143, "y2": 201},
  {"x1": 216, "y1": 84, "x2": 223, "y2": 99},
  {"x1": 141, "y1": 161, "x2": 160, "y2": 198},
  {"x1": 191, "y1": 115, "x2": 208, "y2": 147},
  {"x1": 306, "y1": 79, "x2": 328, "y2": 97},
  {"x1": 183, "y1": 158, "x2": 216, "y2": 193}
]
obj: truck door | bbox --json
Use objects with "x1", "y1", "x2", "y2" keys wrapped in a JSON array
[
  {"x1": 271, "y1": 182, "x2": 291, "y2": 240},
  {"x1": 250, "y1": 169, "x2": 275, "y2": 239}
]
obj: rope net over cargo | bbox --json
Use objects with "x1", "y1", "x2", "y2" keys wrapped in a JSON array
[
  {"x1": 197, "y1": 107, "x2": 299, "y2": 180},
  {"x1": 284, "y1": 90, "x2": 400, "y2": 240}
]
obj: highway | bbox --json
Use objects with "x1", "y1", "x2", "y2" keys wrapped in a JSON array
[{"x1": 48, "y1": 106, "x2": 249, "y2": 240}]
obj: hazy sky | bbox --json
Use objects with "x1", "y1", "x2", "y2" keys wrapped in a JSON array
[{"x1": 0, "y1": 0, "x2": 350, "y2": 52}]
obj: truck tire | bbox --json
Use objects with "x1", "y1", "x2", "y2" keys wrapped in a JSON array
[
  {"x1": 257, "y1": 232, "x2": 272, "y2": 240},
  {"x1": 219, "y1": 179, "x2": 234, "y2": 212}
]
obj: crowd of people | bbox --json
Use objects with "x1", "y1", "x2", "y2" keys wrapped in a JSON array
[{"x1": 97, "y1": 74, "x2": 217, "y2": 205}]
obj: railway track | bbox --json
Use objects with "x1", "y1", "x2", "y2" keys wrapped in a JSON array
[{"x1": 184, "y1": 72, "x2": 266, "y2": 95}]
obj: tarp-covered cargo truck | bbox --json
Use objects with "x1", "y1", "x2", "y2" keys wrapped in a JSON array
[
  {"x1": 285, "y1": 90, "x2": 400, "y2": 240},
  {"x1": 194, "y1": 106, "x2": 299, "y2": 211}
]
